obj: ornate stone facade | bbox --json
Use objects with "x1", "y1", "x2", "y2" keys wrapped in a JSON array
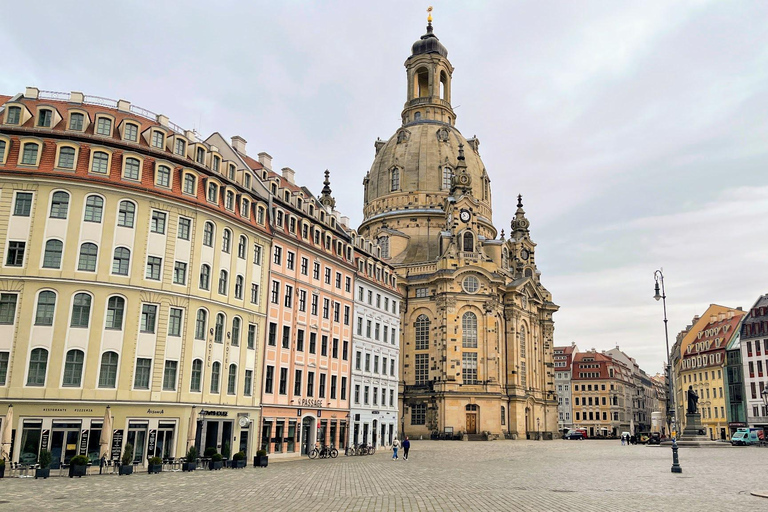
[{"x1": 358, "y1": 20, "x2": 559, "y2": 439}]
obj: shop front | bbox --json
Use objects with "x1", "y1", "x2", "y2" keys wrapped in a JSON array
[
  {"x1": 259, "y1": 405, "x2": 348, "y2": 458},
  {"x1": 0, "y1": 402, "x2": 258, "y2": 465}
]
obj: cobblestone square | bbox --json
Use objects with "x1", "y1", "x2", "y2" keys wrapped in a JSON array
[{"x1": 1, "y1": 440, "x2": 764, "y2": 511}]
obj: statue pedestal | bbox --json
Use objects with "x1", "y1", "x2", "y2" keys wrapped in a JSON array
[
  {"x1": 682, "y1": 413, "x2": 704, "y2": 437},
  {"x1": 677, "y1": 413, "x2": 716, "y2": 446}
]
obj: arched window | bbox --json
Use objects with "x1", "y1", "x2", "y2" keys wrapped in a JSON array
[
  {"x1": 195, "y1": 309, "x2": 207, "y2": 340},
  {"x1": 214, "y1": 313, "x2": 225, "y2": 343},
  {"x1": 238, "y1": 235, "x2": 247, "y2": 259},
  {"x1": 415, "y1": 67, "x2": 429, "y2": 98},
  {"x1": 156, "y1": 164, "x2": 171, "y2": 187},
  {"x1": 415, "y1": 314, "x2": 430, "y2": 350},
  {"x1": 462, "y1": 312, "x2": 478, "y2": 348},
  {"x1": 207, "y1": 182, "x2": 218, "y2": 203},
  {"x1": 62, "y1": 349, "x2": 85, "y2": 387},
  {"x1": 124, "y1": 157, "x2": 141, "y2": 180},
  {"x1": 234, "y1": 275, "x2": 244, "y2": 299},
  {"x1": 524, "y1": 268, "x2": 533, "y2": 278},
  {"x1": 43, "y1": 239, "x2": 63, "y2": 268},
  {"x1": 227, "y1": 364, "x2": 237, "y2": 395},
  {"x1": 442, "y1": 167, "x2": 453, "y2": 190},
  {"x1": 91, "y1": 151, "x2": 110, "y2": 174},
  {"x1": 390, "y1": 168, "x2": 400, "y2": 192},
  {"x1": 462, "y1": 232, "x2": 474, "y2": 252},
  {"x1": 218, "y1": 270, "x2": 228, "y2": 295},
  {"x1": 203, "y1": 222, "x2": 214, "y2": 246},
  {"x1": 520, "y1": 325, "x2": 527, "y2": 355},
  {"x1": 118, "y1": 200, "x2": 135, "y2": 228},
  {"x1": 210, "y1": 361, "x2": 221, "y2": 393},
  {"x1": 112, "y1": 247, "x2": 130, "y2": 275},
  {"x1": 84, "y1": 195, "x2": 104, "y2": 223},
  {"x1": 440, "y1": 70, "x2": 448, "y2": 100},
  {"x1": 77, "y1": 243, "x2": 98, "y2": 271},
  {"x1": 222, "y1": 229, "x2": 231, "y2": 253},
  {"x1": 105, "y1": 296, "x2": 125, "y2": 330},
  {"x1": 199, "y1": 264, "x2": 211, "y2": 290},
  {"x1": 231, "y1": 317, "x2": 241, "y2": 346},
  {"x1": 58, "y1": 147, "x2": 76, "y2": 169},
  {"x1": 49, "y1": 191, "x2": 70, "y2": 219},
  {"x1": 26, "y1": 348, "x2": 49, "y2": 386},
  {"x1": 190, "y1": 359, "x2": 203, "y2": 392},
  {"x1": 70, "y1": 293, "x2": 92, "y2": 327},
  {"x1": 379, "y1": 236, "x2": 389, "y2": 259},
  {"x1": 35, "y1": 291, "x2": 56, "y2": 326},
  {"x1": 98, "y1": 351, "x2": 119, "y2": 388}
]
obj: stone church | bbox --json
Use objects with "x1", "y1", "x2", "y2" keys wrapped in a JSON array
[{"x1": 358, "y1": 17, "x2": 559, "y2": 439}]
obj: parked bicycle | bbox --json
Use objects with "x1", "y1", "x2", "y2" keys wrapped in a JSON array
[{"x1": 308, "y1": 443, "x2": 338, "y2": 459}]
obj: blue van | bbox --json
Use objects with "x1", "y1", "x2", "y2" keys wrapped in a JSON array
[{"x1": 731, "y1": 429, "x2": 760, "y2": 446}]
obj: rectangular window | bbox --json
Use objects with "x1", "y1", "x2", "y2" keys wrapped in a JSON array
[
  {"x1": 173, "y1": 262, "x2": 187, "y2": 285},
  {"x1": 332, "y1": 338, "x2": 339, "y2": 359},
  {"x1": 14, "y1": 192, "x2": 33, "y2": 216},
  {"x1": 342, "y1": 340, "x2": 349, "y2": 360},
  {"x1": 125, "y1": 123, "x2": 138, "y2": 142},
  {"x1": 301, "y1": 257, "x2": 308, "y2": 275},
  {"x1": 411, "y1": 404, "x2": 426, "y2": 426},
  {"x1": 162, "y1": 361, "x2": 178, "y2": 391},
  {"x1": 151, "y1": 131, "x2": 164, "y2": 148},
  {"x1": 253, "y1": 244, "x2": 262, "y2": 265},
  {"x1": 273, "y1": 246, "x2": 282, "y2": 265},
  {"x1": 333, "y1": 302, "x2": 340, "y2": 322},
  {"x1": 284, "y1": 284, "x2": 293, "y2": 308},
  {"x1": 0, "y1": 351, "x2": 9, "y2": 385},
  {"x1": 271, "y1": 280, "x2": 280, "y2": 304},
  {"x1": 178, "y1": 218, "x2": 191, "y2": 240},
  {"x1": 251, "y1": 284, "x2": 259, "y2": 304},
  {"x1": 313, "y1": 262, "x2": 320, "y2": 280},
  {"x1": 321, "y1": 335, "x2": 328, "y2": 356},
  {"x1": 6, "y1": 241, "x2": 25, "y2": 266},
  {"x1": 134, "y1": 358, "x2": 151, "y2": 389},
  {"x1": 279, "y1": 367, "x2": 288, "y2": 395},
  {"x1": 140, "y1": 304, "x2": 158, "y2": 333},
  {"x1": 324, "y1": 267, "x2": 331, "y2": 284},
  {"x1": 265, "y1": 365, "x2": 274, "y2": 394},
  {"x1": 7, "y1": 106, "x2": 21, "y2": 124},
  {"x1": 319, "y1": 373, "x2": 326, "y2": 398},
  {"x1": 356, "y1": 352, "x2": 361, "y2": 371},
  {"x1": 151, "y1": 211, "x2": 167, "y2": 234},
  {"x1": 365, "y1": 353, "x2": 371, "y2": 372},
  {"x1": 311, "y1": 294, "x2": 318, "y2": 316},
  {"x1": 307, "y1": 371, "x2": 315, "y2": 396},
  {"x1": 330, "y1": 375, "x2": 337, "y2": 399},
  {"x1": 298, "y1": 290, "x2": 306, "y2": 312},
  {"x1": 247, "y1": 324, "x2": 256, "y2": 349},
  {"x1": 282, "y1": 326, "x2": 291, "y2": 349},
  {"x1": 341, "y1": 376, "x2": 347, "y2": 401},
  {"x1": 294, "y1": 369, "x2": 303, "y2": 396},
  {"x1": 364, "y1": 385, "x2": 369, "y2": 404},
  {"x1": 415, "y1": 353, "x2": 429, "y2": 384},
  {"x1": 168, "y1": 307, "x2": 183, "y2": 336},
  {"x1": 286, "y1": 251, "x2": 295, "y2": 270},
  {"x1": 296, "y1": 330, "x2": 305, "y2": 352},
  {"x1": 268, "y1": 322, "x2": 277, "y2": 346},
  {"x1": 146, "y1": 256, "x2": 162, "y2": 280},
  {"x1": 309, "y1": 332, "x2": 317, "y2": 354},
  {"x1": 355, "y1": 384, "x2": 360, "y2": 404},
  {"x1": 244, "y1": 370, "x2": 253, "y2": 396},
  {"x1": 345, "y1": 276, "x2": 351, "y2": 292},
  {"x1": 96, "y1": 117, "x2": 112, "y2": 136}
]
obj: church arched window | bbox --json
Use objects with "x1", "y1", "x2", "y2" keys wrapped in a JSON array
[
  {"x1": 520, "y1": 325, "x2": 527, "y2": 356},
  {"x1": 415, "y1": 314, "x2": 430, "y2": 350},
  {"x1": 462, "y1": 312, "x2": 477, "y2": 348},
  {"x1": 415, "y1": 67, "x2": 429, "y2": 98},
  {"x1": 442, "y1": 167, "x2": 453, "y2": 190},
  {"x1": 524, "y1": 268, "x2": 533, "y2": 278},
  {"x1": 440, "y1": 71, "x2": 448, "y2": 100},
  {"x1": 463, "y1": 232, "x2": 474, "y2": 252},
  {"x1": 390, "y1": 168, "x2": 400, "y2": 192},
  {"x1": 379, "y1": 236, "x2": 389, "y2": 259}
]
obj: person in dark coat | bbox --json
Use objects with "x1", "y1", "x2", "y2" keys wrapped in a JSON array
[{"x1": 402, "y1": 437, "x2": 411, "y2": 461}]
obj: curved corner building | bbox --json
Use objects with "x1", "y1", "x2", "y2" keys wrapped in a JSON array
[
  {"x1": 358, "y1": 22, "x2": 560, "y2": 439},
  {"x1": 0, "y1": 88, "x2": 271, "y2": 466}
]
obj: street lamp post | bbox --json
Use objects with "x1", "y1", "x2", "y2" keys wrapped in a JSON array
[
  {"x1": 761, "y1": 388, "x2": 768, "y2": 428},
  {"x1": 654, "y1": 269, "x2": 682, "y2": 473}
]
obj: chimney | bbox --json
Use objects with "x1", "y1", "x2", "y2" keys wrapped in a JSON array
[
  {"x1": 156, "y1": 114, "x2": 169, "y2": 127},
  {"x1": 185, "y1": 130, "x2": 197, "y2": 143},
  {"x1": 231, "y1": 136, "x2": 247, "y2": 155},
  {"x1": 281, "y1": 167, "x2": 295, "y2": 184},
  {"x1": 340, "y1": 216, "x2": 350, "y2": 228},
  {"x1": 717, "y1": 312, "x2": 725, "y2": 322},
  {"x1": 70, "y1": 92, "x2": 84, "y2": 104},
  {"x1": 258, "y1": 152, "x2": 273, "y2": 171},
  {"x1": 25, "y1": 87, "x2": 39, "y2": 100},
  {"x1": 709, "y1": 314, "x2": 717, "y2": 324},
  {"x1": 117, "y1": 99, "x2": 131, "y2": 112},
  {"x1": 727, "y1": 311, "x2": 734, "y2": 320}
]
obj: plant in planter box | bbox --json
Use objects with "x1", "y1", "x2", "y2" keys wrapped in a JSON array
[
  {"x1": 35, "y1": 450, "x2": 52, "y2": 479},
  {"x1": 147, "y1": 456, "x2": 163, "y2": 474},
  {"x1": 209, "y1": 453, "x2": 223, "y2": 471},
  {"x1": 119, "y1": 443, "x2": 134, "y2": 476},
  {"x1": 182, "y1": 446, "x2": 197, "y2": 472},
  {"x1": 254, "y1": 449, "x2": 268, "y2": 468},
  {"x1": 69, "y1": 455, "x2": 89, "y2": 478},
  {"x1": 222, "y1": 442, "x2": 232, "y2": 467},
  {"x1": 232, "y1": 451, "x2": 246, "y2": 469}
]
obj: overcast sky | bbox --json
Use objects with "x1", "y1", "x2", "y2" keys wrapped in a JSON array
[{"x1": 2, "y1": 0, "x2": 767, "y2": 374}]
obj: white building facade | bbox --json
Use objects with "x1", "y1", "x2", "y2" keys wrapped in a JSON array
[
  {"x1": 349, "y1": 235, "x2": 401, "y2": 449},
  {"x1": 554, "y1": 344, "x2": 578, "y2": 433}
]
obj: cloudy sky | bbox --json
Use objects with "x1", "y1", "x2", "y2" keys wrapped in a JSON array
[{"x1": 2, "y1": 0, "x2": 767, "y2": 373}]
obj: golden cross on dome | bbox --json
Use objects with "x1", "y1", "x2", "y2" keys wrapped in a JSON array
[{"x1": 427, "y1": 6, "x2": 433, "y2": 23}]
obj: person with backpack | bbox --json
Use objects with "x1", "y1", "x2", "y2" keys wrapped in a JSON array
[
  {"x1": 402, "y1": 436, "x2": 411, "y2": 461},
  {"x1": 392, "y1": 438, "x2": 400, "y2": 460}
]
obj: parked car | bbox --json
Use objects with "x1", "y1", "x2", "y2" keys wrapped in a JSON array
[
  {"x1": 647, "y1": 432, "x2": 661, "y2": 445},
  {"x1": 564, "y1": 430, "x2": 584, "y2": 440},
  {"x1": 637, "y1": 432, "x2": 651, "y2": 444}
]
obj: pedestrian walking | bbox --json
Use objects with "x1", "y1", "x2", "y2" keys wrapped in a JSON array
[
  {"x1": 402, "y1": 436, "x2": 410, "y2": 461},
  {"x1": 621, "y1": 435, "x2": 625, "y2": 446},
  {"x1": 99, "y1": 454, "x2": 106, "y2": 474},
  {"x1": 392, "y1": 438, "x2": 400, "y2": 460}
]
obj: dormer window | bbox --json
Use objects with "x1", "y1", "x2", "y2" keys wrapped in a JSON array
[
  {"x1": 212, "y1": 155, "x2": 220, "y2": 172},
  {"x1": 175, "y1": 139, "x2": 186, "y2": 156},
  {"x1": 96, "y1": 117, "x2": 112, "y2": 136},
  {"x1": 390, "y1": 168, "x2": 400, "y2": 191},
  {"x1": 225, "y1": 190, "x2": 234, "y2": 210},
  {"x1": 244, "y1": 174, "x2": 251, "y2": 189},
  {"x1": 183, "y1": 173, "x2": 196, "y2": 195},
  {"x1": 207, "y1": 182, "x2": 218, "y2": 203},
  {"x1": 196, "y1": 147, "x2": 205, "y2": 164},
  {"x1": 69, "y1": 113, "x2": 85, "y2": 131},
  {"x1": 271, "y1": 183, "x2": 277, "y2": 195},
  {"x1": 156, "y1": 164, "x2": 171, "y2": 188},
  {"x1": 257, "y1": 206, "x2": 265, "y2": 224},
  {"x1": 241, "y1": 198, "x2": 250, "y2": 218},
  {"x1": 297, "y1": 197, "x2": 303, "y2": 210},
  {"x1": 38, "y1": 109, "x2": 53, "y2": 127},
  {"x1": 6, "y1": 106, "x2": 21, "y2": 125},
  {"x1": 90, "y1": 151, "x2": 110, "y2": 174},
  {"x1": 442, "y1": 167, "x2": 453, "y2": 190},
  {"x1": 284, "y1": 191, "x2": 290, "y2": 202},
  {"x1": 228, "y1": 164, "x2": 235, "y2": 180},
  {"x1": 57, "y1": 146, "x2": 76, "y2": 169},
  {"x1": 275, "y1": 210, "x2": 284, "y2": 227},
  {"x1": 309, "y1": 204, "x2": 314, "y2": 216},
  {"x1": 124, "y1": 123, "x2": 139, "y2": 142},
  {"x1": 151, "y1": 131, "x2": 164, "y2": 149},
  {"x1": 20, "y1": 142, "x2": 40, "y2": 165}
]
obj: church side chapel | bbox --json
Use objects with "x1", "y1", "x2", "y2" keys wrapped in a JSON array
[{"x1": 358, "y1": 9, "x2": 559, "y2": 439}]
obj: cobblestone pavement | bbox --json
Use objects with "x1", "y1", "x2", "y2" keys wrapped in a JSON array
[{"x1": 1, "y1": 440, "x2": 765, "y2": 511}]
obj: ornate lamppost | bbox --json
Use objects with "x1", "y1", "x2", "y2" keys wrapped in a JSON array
[{"x1": 654, "y1": 269, "x2": 682, "y2": 473}]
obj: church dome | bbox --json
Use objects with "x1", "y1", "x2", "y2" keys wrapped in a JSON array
[
  {"x1": 362, "y1": 123, "x2": 491, "y2": 223},
  {"x1": 411, "y1": 24, "x2": 448, "y2": 58}
]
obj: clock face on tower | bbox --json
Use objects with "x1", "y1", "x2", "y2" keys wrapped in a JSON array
[{"x1": 459, "y1": 210, "x2": 471, "y2": 223}]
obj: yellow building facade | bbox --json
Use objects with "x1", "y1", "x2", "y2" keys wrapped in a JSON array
[{"x1": 0, "y1": 89, "x2": 270, "y2": 466}]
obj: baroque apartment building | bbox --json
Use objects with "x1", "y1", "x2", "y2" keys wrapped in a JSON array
[
  {"x1": 571, "y1": 351, "x2": 633, "y2": 437},
  {"x1": 358, "y1": 19, "x2": 559, "y2": 439},
  {"x1": 255, "y1": 162, "x2": 355, "y2": 457},
  {"x1": 349, "y1": 229, "x2": 401, "y2": 449},
  {"x1": 740, "y1": 295, "x2": 768, "y2": 432},
  {"x1": 0, "y1": 88, "x2": 271, "y2": 466},
  {"x1": 554, "y1": 344, "x2": 578, "y2": 433}
]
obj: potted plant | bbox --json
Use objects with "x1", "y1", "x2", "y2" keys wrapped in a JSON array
[
  {"x1": 209, "y1": 452, "x2": 223, "y2": 471},
  {"x1": 203, "y1": 447, "x2": 217, "y2": 460},
  {"x1": 69, "y1": 455, "x2": 89, "y2": 478},
  {"x1": 119, "y1": 443, "x2": 134, "y2": 475},
  {"x1": 232, "y1": 451, "x2": 246, "y2": 469},
  {"x1": 182, "y1": 446, "x2": 197, "y2": 472},
  {"x1": 0, "y1": 458, "x2": 6, "y2": 478},
  {"x1": 222, "y1": 442, "x2": 231, "y2": 467},
  {"x1": 254, "y1": 449, "x2": 268, "y2": 468},
  {"x1": 147, "y1": 456, "x2": 163, "y2": 474},
  {"x1": 35, "y1": 450, "x2": 52, "y2": 479}
]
